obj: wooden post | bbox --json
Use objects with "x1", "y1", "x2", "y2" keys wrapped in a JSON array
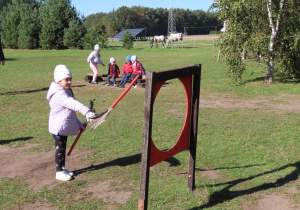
[
  {"x1": 139, "y1": 65, "x2": 201, "y2": 209},
  {"x1": 139, "y1": 71, "x2": 155, "y2": 210},
  {"x1": 188, "y1": 64, "x2": 201, "y2": 191}
]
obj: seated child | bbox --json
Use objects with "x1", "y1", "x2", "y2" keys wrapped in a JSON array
[
  {"x1": 118, "y1": 55, "x2": 133, "y2": 88},
  {"x1": 106, "y1": 57, "x2": 120, "y2": 87},
  {"x1": 129, "y1": 55, "x2": 146, "y2": 88}
]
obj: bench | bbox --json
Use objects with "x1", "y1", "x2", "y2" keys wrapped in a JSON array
[
  {"x1": 137, "y1": 78, "x2": 146, "y2": 87},
  {"x1": 85, "y1": 73, "x2": 146, "y2": 87},
  {"x1": 85, "y1": 73, "x2": 105, "y2": 83}
]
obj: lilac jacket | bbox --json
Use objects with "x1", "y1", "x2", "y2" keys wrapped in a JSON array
[
  {"x1": 47, "y1": 82, "x2": 90, "y2": 136},
  {"x1": 87, "y1": 51, "x2": 104, "y2": 65}
]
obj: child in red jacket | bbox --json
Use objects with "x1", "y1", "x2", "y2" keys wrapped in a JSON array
[
  {"x1": 129, "y1": 55, "x2": 146, "y2": 88},
  {"x1": 118, "y1": 55, "x2": 133, "y2": 88},
  {"x1": 106, "y1": 57, "x2": 120, "y2": 87}
]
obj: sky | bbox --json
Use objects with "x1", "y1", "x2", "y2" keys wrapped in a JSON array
[{"x1": 71, "y1": 0, "x2": 215, "y2": 17}]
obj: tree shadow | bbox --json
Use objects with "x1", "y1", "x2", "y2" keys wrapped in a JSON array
[
  {"x1": 1, "y1": 58, "x2": 18, "y2": 61},
  {"x1": 275, "y1": 77, "x2": 300, "y2": 84},
  {"x1": 242, "y1": 76, "x2": 300, "y2": 85},
  {"x1": 3, "y1": 87, "x2": 49, "y2": 95},
  {"x1": 189, "y1": 161, "x2": 299, "y2": 209},
  {"x1": 196, "y1": 163, "x2": 265, "y2": 171},
  {"x1": 0, "y1": 137, "x2": 33, "y2": 145},
  {"x1": 2, "y1": 84, "x2": 86, "y2": 95},
  {"x1": 73, "y1": 153, "x2": 180, "y2": 176},
  {"x1": 241, "y1": 77, "x2": 265, "y2": 85}
]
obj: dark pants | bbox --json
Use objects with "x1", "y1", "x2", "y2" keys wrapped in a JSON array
[
  {"x1": 107, "y1": 75, "x2": 117, "y2": 85},
  {"x1": 53, "y1": 134, "x2": 68, "y2": 172},
  {"x1": 119, "y1": 73, "x2": 132, "y2": 85},
  {"x1": 129, "y1": 74, "x2": 142, "y2": 84}
]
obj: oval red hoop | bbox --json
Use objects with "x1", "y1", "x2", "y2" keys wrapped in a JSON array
[{"x1": 150, "y1": 75, "x2": 192, "y2": 167}]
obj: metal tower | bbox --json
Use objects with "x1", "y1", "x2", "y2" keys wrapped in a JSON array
[{"x1": 168, "y1": 0, "x2": 176, "y2": 34}]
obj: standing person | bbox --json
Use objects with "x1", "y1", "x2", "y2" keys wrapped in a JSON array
[
  {"x1": 129, "y1": 55, "x2": 146, "y2": 88},
  {"x1": 47, "y1": 65, "x2": 95, "y2": 181},
  {"x1": 0, "y1": 36, "x2": 5, "y2": 66},
  {"x1": 106, "y1": 57, "x2": 120, "y2": 87},
  {"x1": 118, "y1": 55, "x2": 133, "y2": 88},
  {"x1": 87, "y1": 44, "x2": 105, "y2": 84}
]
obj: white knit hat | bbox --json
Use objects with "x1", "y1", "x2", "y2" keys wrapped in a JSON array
[
  {"x1": 54, "y1": 65, "x2": 72, "y2": 82},
  {"x1": 94, "y1": 44, "x2": 100, "y2": 50},
  {"x1": 110, "y1": 57, "x2": 115, "y2": 63},
  {"x1": 131, "y1": 55, "x2": 137, "y2": 62}
]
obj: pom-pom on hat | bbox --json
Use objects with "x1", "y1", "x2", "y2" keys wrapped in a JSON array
[
  {"x1": 126, "y1": 55, "x2": 131, "y2": 62},
  {"x1": 110, "y1": 57, "x2": 115, "y2": 63},
  {"x1": 54, "y1": 65, "x2": 72, "y2": 83},
  {"x1": 131, "y1": 55, "x2": 137, "y2": 62},
  {"x1": 94, "y1": 44, "x2": 100, "y2": 50}
]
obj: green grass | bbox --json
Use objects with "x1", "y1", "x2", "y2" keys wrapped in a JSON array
[{"x1": 0, "y1": 40, "x2": 299, "y2": 209}]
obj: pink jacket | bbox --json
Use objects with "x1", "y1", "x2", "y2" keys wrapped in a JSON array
[{"x1": 47, "y1": 82, "x2": 90, "y2": 136}]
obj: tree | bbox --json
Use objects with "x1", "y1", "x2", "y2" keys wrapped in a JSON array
[
  {"x1": 63, "y1": 17, "x2": 86, "y2": 49},
  {"x1": 98, "y1": 32, "x2": 108, "y2": 48},
  {"x1": 39, "y1": 0, "x2": 77, "y2": 49},
  {"x1": 265, "y1": 0, "x2": 284, "y2": 83},
  {"x1": 122, "y1": 30, "x2": 133, "y2": 49},
  {"x1": 0, "y1": 0, "x2": 11, "y2": 12},
  {"x1": 18, "y1": 1, "x2": 40, "y2": 49},
  {"x1": 215, "y1": 0, "x2": 299, "y2": 83},
  {"x1": 82, "y1": 27, "x2": 99, "y2": 49},
  {"x1": 0, "y1": 0, "x2": 22, "y2": 48}
]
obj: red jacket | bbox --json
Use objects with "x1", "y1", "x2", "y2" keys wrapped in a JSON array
[
  {"x1": 132, "y1": 62, "x2": 145, "y2": 75},
  {"x1": 122, "y1": 62, "x2": 133, "y2": 75}
]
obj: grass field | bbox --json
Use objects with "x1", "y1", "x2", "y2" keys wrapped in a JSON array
[{"x1": 0, "y1": 40, "x2": 299, "y2": 209}]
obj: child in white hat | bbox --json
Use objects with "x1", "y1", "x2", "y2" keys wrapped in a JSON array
[
  {"x1": 129, "y1": 55, "x2": 146, "y2": 88},
  {"x1": 47, "y1": 65, "x2": 95, "y2": 181},
  {"x1": 87, "y1": 44, "x2": 105, "y2": 84},
  {"x1": 106, "y1": 57, "x2": 120, "y2": 87}
]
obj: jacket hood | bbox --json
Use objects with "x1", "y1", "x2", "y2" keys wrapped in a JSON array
[{"x1": 47, "y1": 82, "x2": 63, "y2": 101}]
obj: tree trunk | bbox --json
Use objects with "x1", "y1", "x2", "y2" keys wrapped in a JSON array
[
  {"x1": 266, "y1": 55, "x2": 274, "y2": 83},
  {"x1": 265, "y1": 0, "x2": 285, "y2": 83}
]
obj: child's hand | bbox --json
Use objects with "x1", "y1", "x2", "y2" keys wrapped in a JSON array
[
  {"x1": 86, "y1": 111, "x2": 96, "y2": 122},
  {"x1": 102, "y1": 64, "x2": 105, "y2": 67},
  {"x1": 79, "y1": 124, "x2": 86, "y2": 131}
]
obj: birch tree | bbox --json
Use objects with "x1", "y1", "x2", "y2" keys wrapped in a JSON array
[
  {"x1": 214, "y1": 0, "x2": 299, "y2": 83},
  {"x1": 265, "y1": 0, "x2": 284, "y2": 83}
]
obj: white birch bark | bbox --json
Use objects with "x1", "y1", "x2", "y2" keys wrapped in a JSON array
[{"x1": 266, "y1": 0, "x2": 284, "y2": 83}]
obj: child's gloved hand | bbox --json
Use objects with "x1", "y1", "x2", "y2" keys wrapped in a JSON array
[
  {"x1": 86, "y1": 112, "x2": 96, "y2": 122},
  {"x1": 79, "y1": 124, "x2": 86, "y2": 131}
]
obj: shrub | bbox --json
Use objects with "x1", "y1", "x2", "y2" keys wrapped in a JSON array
[{"x1": 122, "y1": 31, "x2": 133, "y2": 49}]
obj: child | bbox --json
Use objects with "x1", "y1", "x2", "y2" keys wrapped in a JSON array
[
  {"x1": 118, "y1": 55, "x2": 133, "y2": 88},
  {"x1": 129, "y1": 55, "x2": 146, "y2": 88},
  {"x1": 87, "y1": 44, "x2": 105, "y2": 84},
  {"x1": 47, "y1": 65, "x2": 95, "y2": 181},
  {"x1": 106, "y1": 57, "x2": 120, "y2": 87}
]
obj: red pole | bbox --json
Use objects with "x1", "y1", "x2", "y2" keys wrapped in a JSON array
[
  {"x1": 67, "y1": 123, "x2": 87, "y2": 156},
  {"x1": 111, "y1": 75, "x2": 139, "y2": 108}
]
